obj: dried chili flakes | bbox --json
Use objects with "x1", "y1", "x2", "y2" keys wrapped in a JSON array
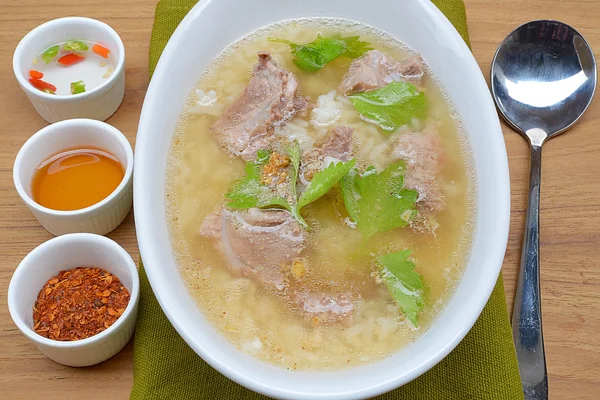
[{"x1": 33, "y1": 267, "x2": 130, "y2": 341}]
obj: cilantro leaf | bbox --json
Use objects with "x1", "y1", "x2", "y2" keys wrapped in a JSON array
[
  {"x1": 340, "y1": 161, "x2": 418, "y2": 239},
  {"x1": 377, "y1": 250, "x2": 426, "y2": 327},
  {"x1": 225, "y1": 142, "x2": 312, "y2": 227},
  {"x1": 287, "y1": 141, "x2": 301, "y2": 200},
  {"x1": 225, "y1": 150, "x2": 292, "y2": 212},
  {"x1": 291, "y1": 36, "x2": 346, "y2": 72},
  {"x1": 342, "y1": 36, "x2": 373, "y2": 58},
  {"x1": 349, "y1": 81, "x2": 427, "y2": 132},
  {"x1": 225, "y1": 142, "x2": 358, "y2": 229},
  {"x1": 378, "y1": 250, "x2": 424, "y2": 291},
  {"x1": 285, "y1": 141, "x2": 309, "y2": 227},
  {"x1": 269, "y1": 35, "x2": 372, "y2": 72},
  {"x1": 297, "y1": 159, "x2": 356, "y2": 210}
]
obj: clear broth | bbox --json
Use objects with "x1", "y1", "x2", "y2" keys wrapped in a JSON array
[{"x1": 166, "y1": 18, "x2": 475, "y2": 370}]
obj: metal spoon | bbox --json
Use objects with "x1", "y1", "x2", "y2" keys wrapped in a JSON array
[{"x1": 491, "y1": 20, "x2": 597, "y2": 400}]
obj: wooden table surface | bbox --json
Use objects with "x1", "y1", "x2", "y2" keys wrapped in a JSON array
[{"x1": 1, "y1": 1, "x2": 598, "y2": 399}]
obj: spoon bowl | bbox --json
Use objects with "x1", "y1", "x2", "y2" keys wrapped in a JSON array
[
  {"x1": 492, "y1": 20, "x2": 596, "y2": 142},
  {"x1": 491, "y1": 20, "x2": 596, "y2": 400}
]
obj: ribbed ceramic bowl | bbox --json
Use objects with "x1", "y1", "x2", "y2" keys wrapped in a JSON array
[
  {"x1": 7, "y1": 233, "x2": 139, "y2": 367},
  {"x1": 13, "y1": 17, "x2": 125, "y2": 123},
  {"x1": 134, "y1": 0, "x2": 510, "y2": 398},
  {"x1": 13, "y1": 118, "x2": 133, "y2": 236}
]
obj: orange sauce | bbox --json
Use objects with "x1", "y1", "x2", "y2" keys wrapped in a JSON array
[{"x1": 32, "y1": 148, "x2": 124, "y2": 211}]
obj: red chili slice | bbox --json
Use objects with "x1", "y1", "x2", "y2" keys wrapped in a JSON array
[
  {"x1": 57, "y1": 53, "x2": 85, "y2": 66},
  {"x1": 29, "y1": 70, "x2": 44, "y2": 79},
  {"x1": 92, "y1": 44, "x2": 110, "y2": 59},
  {"x1": 29, "y1": 78, "x2": 57, "y2": 93}
]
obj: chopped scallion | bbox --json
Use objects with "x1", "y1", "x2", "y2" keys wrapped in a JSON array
[{"x1": 70, "y1": 80, "x2": 86, "y2": 95}]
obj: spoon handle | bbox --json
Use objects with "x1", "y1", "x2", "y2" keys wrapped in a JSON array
[{"x1": 513, "y1": 144, "x2": 548, "y2": 400}]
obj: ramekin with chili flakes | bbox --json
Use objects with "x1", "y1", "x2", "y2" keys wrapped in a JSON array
[{"x1": 8, "y1": 233, "x2": 139, "y2": 367}]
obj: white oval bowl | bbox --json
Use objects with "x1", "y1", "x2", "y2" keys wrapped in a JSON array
[
  {"x1": 7, "y1": 233, "x2": 139, "y2": 367},
  {"x1": 134, "y1": 0, "x2": 510, "y2": 399}
]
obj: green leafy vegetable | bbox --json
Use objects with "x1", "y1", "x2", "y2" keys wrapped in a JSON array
[
  {"x1": 269, "y1": 35, "x2": 372, "y2": 72},
  {"x1": 349, "y1": 81, "x2": 427, "y2": 132},
  {"x1": 292, "y1": 157, "x2": 356, "y2": 225},
  {"x1": 63, "y1": 40, "x2": 89, "y2": 52},
  {"x1": 225, "y1": 150, "x2": 292, "y2": 212},
  {"x1": 377, "y1": 250, "x2": 426, "y2": 326},
  {"x1": 342, "y1": 36, "x2": 374, "y2": 58},
  {"x1": 70, "y1": 80, "x2": 86, "y2": 95},
  {"x1": 298, "y1": 159, "x2": 356, "y2": 210},
  {"x1": 256, "y1": 149, "x2": 271, "y2": 163},
  {"x1": 379, "y1": 250, "x2": 424, "y2": 291},
  {"x1": 225, "y1": 141, "x2": 356, "y2": 228},
  {"x1": 341, "y1": 161, "x2": 418, "y2": 239},
  {"x1": 42, "y1": 45, "x2": 60, "y2": 64},
  {"x1": 288, "y1": 141, "x2": 301, "y2": 201}
]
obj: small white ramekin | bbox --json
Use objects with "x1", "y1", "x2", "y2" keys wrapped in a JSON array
[
  {"x1": 13, "y1": 17, "x2": 125, "y2": 123},
  {"x1": 7, "y1": 233, "x2": 139, "y2": 367},
  {"x1": 13, "y1": 119, "x2": 133, "y2": 236}
]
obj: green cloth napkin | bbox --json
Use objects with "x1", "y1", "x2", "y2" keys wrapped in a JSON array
[{"x1": 132, "y1": 1, "x2": 523, "y2": 399}]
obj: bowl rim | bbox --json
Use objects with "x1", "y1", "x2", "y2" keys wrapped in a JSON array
[
  {"x1": 12, "y1": 118, "x2": 134, "y2": 217},
  {"x1": 12, "y1": 16, "x2": 125, "y2": 102},
  {"x1": 134, "y1": 0, "x2": 511, "y2": 398},
  {"x1": 7, "y1": 233, "x2": 140, "y2": 349}
]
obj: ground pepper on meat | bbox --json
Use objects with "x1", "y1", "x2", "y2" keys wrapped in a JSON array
[
  {"x1": 261, "y1": 152, "x2": 290, "y2": 186},
  {"x1": 32, "y1": 267, "x2": 130, "y2": 341}
]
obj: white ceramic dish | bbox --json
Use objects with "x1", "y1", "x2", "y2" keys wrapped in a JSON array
[
  {"x1": 13, "y1": 118, "x2": 133, "y2": 236},
  {"x1": 134, "y1": 0, "x2": 510, "y2": 398},
  {"x1": 13, "y1": 17, "x2": 125, "y2": 123},
  {"x1": 7, "y1": 233, "x2": 139, "y2": 367}
]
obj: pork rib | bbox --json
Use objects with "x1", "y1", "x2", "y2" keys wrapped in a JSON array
[{"x1": 212, "y1": 52, "x2": 308, "y2": 160}]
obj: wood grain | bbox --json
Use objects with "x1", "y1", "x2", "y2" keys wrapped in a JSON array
[{"x1": 0, "y1": 1, "x2": 598, "y2": 399}]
